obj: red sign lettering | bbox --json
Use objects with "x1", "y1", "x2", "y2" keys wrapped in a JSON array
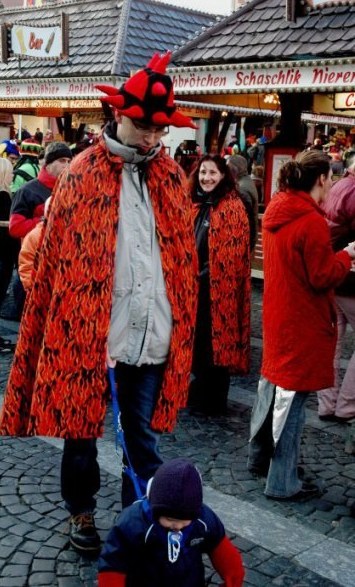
[
  {"x1": 29, "y1": 32, "x2": 44, "y2": 51},
  {"x1": 345, "y1": 93, "x2": 355, "y2": 108}
]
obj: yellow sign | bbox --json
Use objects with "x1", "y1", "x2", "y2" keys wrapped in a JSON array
[
  {"x1": 0, "y1": 98, "x2": 102, "y2": 110},
  {"x1": 177, "y1": 105, "x2": 210, "y2": 119}
]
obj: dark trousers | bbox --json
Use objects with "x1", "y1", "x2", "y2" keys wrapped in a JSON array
[
  {"x1": 61, "y1": 439, "x2": 100, "y2": 516},
  {"x1": 60, "y1": 362, "x2": 165, "y2": 514},
  {"x1": 190, "y1": 272, "x2": 230, "y2": 414},
  {"x1": 12, "y1": 270, "x2": 26, "y2": 320},
  {"x1": 189, "y1": 366, "x2": 230, "y2": 414},
  {"x1": 0, "y1": 257, "x2": 14, "y2": 309}
]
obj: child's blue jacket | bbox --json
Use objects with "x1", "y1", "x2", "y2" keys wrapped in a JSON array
[{"x1": 98, "y1": 498, "x2": 225, "y2": 587}]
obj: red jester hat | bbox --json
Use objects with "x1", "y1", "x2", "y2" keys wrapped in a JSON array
[{"x1": 96, "y1": 52, "x2": 197, "y2": 129}]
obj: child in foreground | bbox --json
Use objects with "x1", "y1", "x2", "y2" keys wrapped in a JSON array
[{"x1": 98, "y1": 458, "x2": 244, "y2": 587}]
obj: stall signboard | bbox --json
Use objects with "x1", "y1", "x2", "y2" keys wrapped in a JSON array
[
  {"x1": 176, "y1": 105, "x2": 210, "y2": 119},
  {"x1": 305, "y1": 1, "x2": 345, "y2": 7},
  {"x1": 171, "y1": 60, "x2": 355, "y2": 94},
  {"x1": 0, "y1": 98, "x2": 102, "y2": 110},
  {"x1": 11, "y1": 24, "x2": 62, "y2": 59},
  {"x1": 0, "y1": 78, "x2": 115, "y2": 100},
  {"x1": 1, "y1": 13, "x2": 69, "y2": 62},
  {"x1": 334, "y1": 93, "x2": 355, "y2": 111},
  {"x1": 302, "y1": 112, "x2": 355, "y2": 126}
]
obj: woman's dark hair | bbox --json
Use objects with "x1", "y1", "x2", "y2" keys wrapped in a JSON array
[
  {"x1": 189, "y1": 154, "x2": 236, "y2": 200},
  {"x1": 278, "y1": 150, "x2": 331, "y2": 193}
]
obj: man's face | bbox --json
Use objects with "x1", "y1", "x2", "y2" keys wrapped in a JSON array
[
  {"x1": 116, "y1": 114, "x2": 168, "y2": 154},
  {"x1": 46, "y1": 157, "x2": 71, "y2": 177}
]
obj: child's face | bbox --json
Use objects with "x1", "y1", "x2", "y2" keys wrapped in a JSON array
[{"x1": 158, "y1": 516, "x2": 192, "y2": 531}]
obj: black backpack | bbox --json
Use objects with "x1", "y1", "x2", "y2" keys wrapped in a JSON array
[{"x1": 13, "y1": 157, "x2": 39, "y2": 183}]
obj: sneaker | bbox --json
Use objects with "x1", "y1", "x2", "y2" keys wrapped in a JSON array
[{"x1": 69, "y1": 512, "x2": 101, "y2": 554}]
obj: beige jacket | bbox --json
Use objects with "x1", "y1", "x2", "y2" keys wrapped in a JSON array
[{"x1": 18, "y1": 220, "x2": 44, "y2": 290}]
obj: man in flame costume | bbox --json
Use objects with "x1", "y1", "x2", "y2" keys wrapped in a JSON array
[{"x1": 0, "y1": 52, "x2": 198, "y2": 554}]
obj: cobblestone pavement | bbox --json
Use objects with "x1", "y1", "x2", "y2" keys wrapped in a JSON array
[{"x1": 0, "y1": 280, "x2": 355, "y2": 586}]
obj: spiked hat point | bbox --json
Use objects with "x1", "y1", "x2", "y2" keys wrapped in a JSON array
[{"x1": 96, "y1": 52, "x2": 197, "y2": 130}]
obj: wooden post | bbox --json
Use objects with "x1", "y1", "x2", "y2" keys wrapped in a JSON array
[
  {"x1": 273, "y1": 93, "x2": 312, "y2": 149},
  {"x1": 63, "y1": 113, "x2": 73, "y2": 143},
  {"x1": 217, "y1": 112, "x2": 235, "y2": 154},
  {"x1": 205, "y1": 111, "x2": 221, "y2": 153}
]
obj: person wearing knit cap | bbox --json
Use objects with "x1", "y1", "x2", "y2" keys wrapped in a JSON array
[
  {"x1": 0, "y1": 140, "x2": 20, "y2": 166},
  {"x1": 9, "y1": 141, "x2": 72, "y2": 239},
  {"x1": 11, "y1": 138, "x2": 42, "y2": 193},
  {"x1": 149, "y1": 458, "x2": 203, "y2": 521},
  {"x1": 18, "y1": 137, "x2": 42, "y2": 158},
  {"x1": 0, "y1": 52, "x2": 198, "y2": 556},
  {"x1": 7, "y1": 141, "x2": 72, "y2": 322},
  {"x1": 98, "y1": 458, "x2": 244, "y2": 587}
]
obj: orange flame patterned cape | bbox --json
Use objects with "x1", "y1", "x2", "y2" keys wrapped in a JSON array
[
  {"x1": 0, "y1": 136, "x2": 198, "y2": 438},
  {"x1": 197, "y1": 193, "x2": 251, "y2": 373}
]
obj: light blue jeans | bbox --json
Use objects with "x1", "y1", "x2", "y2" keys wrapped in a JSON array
[{"x1": 248, "y1": 377, "x2": 309, "y2": 498}]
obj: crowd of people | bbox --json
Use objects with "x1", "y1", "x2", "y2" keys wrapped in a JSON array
[
  {"x1": 308, "y1": 128, "x2": 355, "y2": 177},
  {"x1": 0, "y1": 51, "x2": 354, "y2": 584}
]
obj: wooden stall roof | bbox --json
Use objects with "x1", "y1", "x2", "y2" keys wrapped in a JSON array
[
  {"x1": 172, "y1": 0, "x2": 355, "y2": 66},
  {"x1": 0, "y1": 0, "x2": 219, "y2": 80}
]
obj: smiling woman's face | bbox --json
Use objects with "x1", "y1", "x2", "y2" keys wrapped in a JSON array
[{"x1": 198, "y1": 160, "x2": 224, "y2": 192}]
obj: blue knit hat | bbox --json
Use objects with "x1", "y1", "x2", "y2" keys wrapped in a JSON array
[
  {"x1": 0, "y1": 140, "x2": 19, "y2": 158},
  {"x1": 149, "y1": 458, "x2": 203, "y2": 520}
]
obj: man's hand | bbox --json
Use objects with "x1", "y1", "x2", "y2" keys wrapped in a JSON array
[{"x1": 106, "y1": 349, "x2": 116, "y2": 368}]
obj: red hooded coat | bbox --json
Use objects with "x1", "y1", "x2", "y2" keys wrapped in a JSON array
[
  {"x1": 0, "y1": 137, "x2": 198, "y2": 438},
  {"x1": 261, "y1": 190, "x2": 351, "y2": 391}
]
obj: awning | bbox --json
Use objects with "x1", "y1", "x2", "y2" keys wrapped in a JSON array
[{"x1": 177, "y1": 100, "x2": 355, "y2": 127}]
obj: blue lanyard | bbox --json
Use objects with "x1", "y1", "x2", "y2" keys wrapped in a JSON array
[{"x1": 108, "y1": 366, "x2": 145, "y2": 500}]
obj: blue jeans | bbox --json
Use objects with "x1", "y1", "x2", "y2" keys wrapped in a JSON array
[
  {"x1": 248, "y1": 378, "x2": 309, "y2": 498},
  {"x1": 61, "y1": 362, "x2": 165, "y2": 514},
  {"x1": 116, "y1": 362, "x2": 165, "y2": 507}
]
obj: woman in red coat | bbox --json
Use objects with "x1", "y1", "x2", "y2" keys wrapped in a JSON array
[
  {"x1": 188, "y1": 154, "x2": 250, "y2": 415},
  {"x1": 248, "y1": 150, "x2": 355, "y2": 501}
]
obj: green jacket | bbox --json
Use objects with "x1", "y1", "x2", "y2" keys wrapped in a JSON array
[{"x1": 11, "y1": 159, "x2": 39, "y2": 193}]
